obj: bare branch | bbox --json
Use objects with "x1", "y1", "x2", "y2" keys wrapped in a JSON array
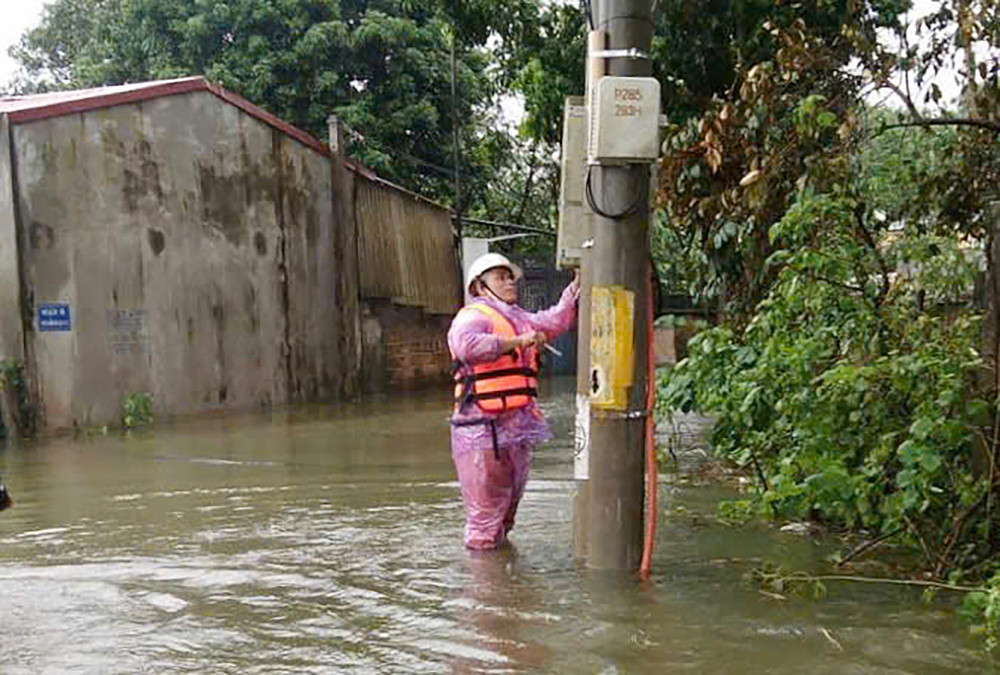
[
  {"x1": 903, "y1": 514, "x2": 937, "y2": 569},
  {"x1": 853, "y1": 203, "x2": 890, "y2": 303},
  {"x1": 875, "y1": 78, "x2": 924, "y2": 121},
  {"x1": 877, "y1": 118, "x2": 1000, "y2": 135},
  {"x1": 804, "y1": 271, "x2": 867, "y2": 295},
  {"x1": 837, "y1": 526, "x2": 903, "y2": 567},
  {"x1": 935, "y1": 492, "x2": 987, "y2": 578}
]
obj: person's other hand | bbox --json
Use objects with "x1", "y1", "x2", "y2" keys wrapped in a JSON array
[{"x1": 518, "y1": 330, "x2": 547, "y2": 348}]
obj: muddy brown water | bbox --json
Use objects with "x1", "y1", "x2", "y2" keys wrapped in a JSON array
[{"x1": 0, "y1": 379, "x2": 993, "y2": 673}]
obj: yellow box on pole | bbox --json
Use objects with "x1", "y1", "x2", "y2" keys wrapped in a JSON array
[
  {"x1": 613, "y1": 286, "x2": 635, "y2": 389},
  {"x1": 590, "y1": 285, "x2": 635, "y2": 410}
]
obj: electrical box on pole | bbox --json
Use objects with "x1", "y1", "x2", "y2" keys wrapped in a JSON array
[
  {"x1": 587, "y1": 76, "x2": 661, "y2": 165},
  {"x1": 557, "y1": 97, "x2": 592, "y2": 269}
]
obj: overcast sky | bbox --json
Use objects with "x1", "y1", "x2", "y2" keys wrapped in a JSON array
[
  {"x1": 0, "y1": 0, "x2": 46, "y2": 90},
  {"x1": 0, "y1": 0, "x2": 965, "y2": 104}
]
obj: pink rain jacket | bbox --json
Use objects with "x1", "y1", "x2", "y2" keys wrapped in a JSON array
[{"x1": 448, "y1": 281, "x2": 579, "y2": 549}]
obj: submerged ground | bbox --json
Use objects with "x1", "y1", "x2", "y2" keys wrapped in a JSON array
[{"x1": 0, "y1": 379, "x2": 991, "y2": 673}]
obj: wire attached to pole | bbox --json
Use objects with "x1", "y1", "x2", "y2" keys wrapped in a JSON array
[{"x1": 585, "y1": 164, "x2": 645, "y2": 220}]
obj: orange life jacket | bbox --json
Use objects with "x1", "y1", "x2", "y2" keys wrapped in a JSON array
[{"x1": 452, "y1": 303, "x2": 539, "y2": 413}]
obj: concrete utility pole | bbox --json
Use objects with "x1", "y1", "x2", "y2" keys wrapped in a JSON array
[{"x1": 574, "y1": 0, "x2": 655, "y2": 570}]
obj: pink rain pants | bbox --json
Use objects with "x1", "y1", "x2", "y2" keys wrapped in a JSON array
[
  {"x1": 448, "y1": 281, "x2": 579, "y2": 550},
  {"x1": 453, "y1": 439, "x2": 533, "y2": 549}
]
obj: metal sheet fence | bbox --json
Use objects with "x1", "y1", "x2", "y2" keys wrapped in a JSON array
[
  {"x1": 514, "y1": 258, "x2": 577, "y2": 376},
  {"x1": 354, "y1": 177, "x2": 460, "y2": 316}
]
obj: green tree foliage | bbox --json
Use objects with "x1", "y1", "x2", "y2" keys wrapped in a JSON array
[
  {"x1": 655, "y1": 4, "x2": 915, "y2": 317},
  {"x1": 661, "y1": 190, "x2": 984, "y2": 565},
  {"x1": 503, "y1": 3, "x2": 585, "y2": 146},
  {"x1": 453, "y1": 1, "x2": 587, "y2": 243},
  {"x1": 0, "y1": 358, "x2": 35, "y2": 439},
  {"x1": 653, "y1": 0, "x2": 999, "y2": 317},
  {"x1": 657, "y1": 1, "x2": 1000, "y2": 624},
  {"x1": 9, "y1": 0, "x2": 539, "y2": 212},
  {"x1": 120, "y1": 391, "x2": 154, "y2": 430},
  {"x1": 652, "y1": 0, "x2": 907, "y2": 122}
]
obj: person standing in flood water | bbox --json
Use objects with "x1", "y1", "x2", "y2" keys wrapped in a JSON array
[{"x1": 448, "y1": 253, "x2": 579, "y2": 550}]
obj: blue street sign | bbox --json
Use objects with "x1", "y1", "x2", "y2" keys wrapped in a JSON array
[{"x1": 38, "y1": 303, "x2": 72, "y2": 332}]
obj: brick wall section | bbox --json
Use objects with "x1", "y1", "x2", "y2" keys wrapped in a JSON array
[{"x1": 362, "y1": 300, "x2": 453, "y2": 391}]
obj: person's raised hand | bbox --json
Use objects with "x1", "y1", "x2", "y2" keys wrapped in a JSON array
[{"x1": 567, "y1": 269, "x2": 581, "y2": 301}]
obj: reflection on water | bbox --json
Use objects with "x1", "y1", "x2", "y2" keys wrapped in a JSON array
[{"x1": 0, "y1": 380, "x2": 993, "y2": 673}]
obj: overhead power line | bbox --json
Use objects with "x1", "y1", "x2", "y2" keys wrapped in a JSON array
[{"x1": 454, "y1": 215, "x2": 557, "y2": 237}]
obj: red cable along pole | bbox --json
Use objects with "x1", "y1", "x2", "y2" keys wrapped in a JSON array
[{"x1": 639, "y1": 261, "x2": 657, "y2": 578}]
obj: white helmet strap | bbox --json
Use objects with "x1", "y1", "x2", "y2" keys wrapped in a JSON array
[{"x1": 477, "y1": 274, "x2": 505, "y2": 303}]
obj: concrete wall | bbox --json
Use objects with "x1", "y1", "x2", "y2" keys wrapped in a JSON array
[
  {"x1": 331, "y1": 131, "x2": 361, "y2": 397},
  {"x1": 11, "y1": 91, "x2": 351, "y2": 428},
  {"x1": 0, "y1": 115, "x2": 23, "y2": 362},
  {"x1": 653, "y1": 325, "x2": 677, "y2": 366},
  {"x1": 3, "y1": 86, "x2": 464, "y2": 429},
  {"x1": 277, "y1": 127, "x2": 343, "y2": 402},
  {"x1": 652, "y1": 317, "x2": 704, "y2": 367}
]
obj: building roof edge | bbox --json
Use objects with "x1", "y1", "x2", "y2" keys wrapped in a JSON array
[{"x1": 2, "y1": 76, "x2": 332, "y2": 157}]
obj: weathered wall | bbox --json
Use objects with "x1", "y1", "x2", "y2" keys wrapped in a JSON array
[
  {"x1": 0, "y1": 114, "x2": 22, "y2": 361},
  {"x1": 279, "y1": 130, "x2": 342, "y2": 402},
  {"x1": 331, "y1": 129, "x2": 361, "y2": 398},
  {"x1": 4, "y1": 85, "x2": 464, "y2": 427},
  {"x1": 12, "y1": 91, "x2": 349, "y2": 428},
  {"x1": 652, "y1": 325, "x2": 676, "y2": 366}
]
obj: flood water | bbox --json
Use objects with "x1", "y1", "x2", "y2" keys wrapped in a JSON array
[{"x1": 0, "y1": 378, "x2": 993, "y2": 673}]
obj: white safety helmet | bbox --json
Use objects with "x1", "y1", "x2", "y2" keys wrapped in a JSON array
[{"x1": 464, "y1": 252, "x2": 522, "y2": 294}]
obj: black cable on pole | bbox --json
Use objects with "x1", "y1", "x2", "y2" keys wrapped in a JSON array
[{"x1": 585, "y1": 164, "x2": 644, "y2": 220}]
